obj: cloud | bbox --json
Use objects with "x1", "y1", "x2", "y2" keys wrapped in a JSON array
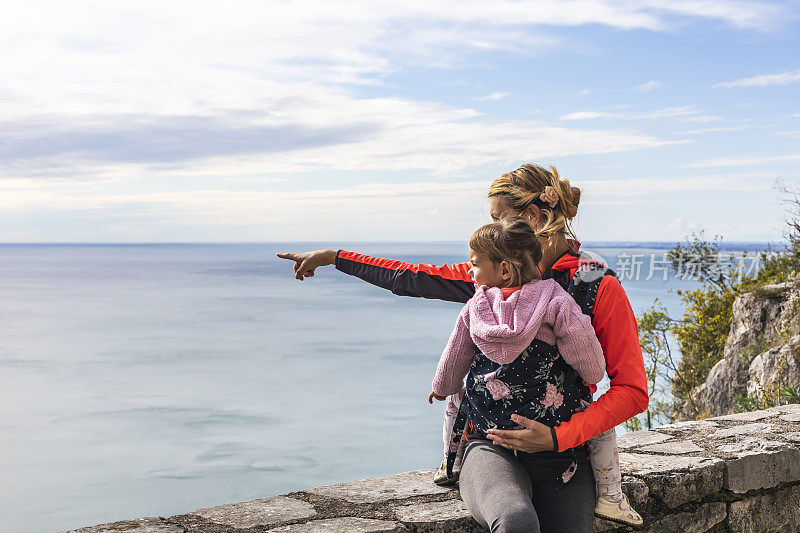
[
  {"x1": 560, "y1": 111, "x2": 616, "y2": 120},
  {"x1": 3, "y1": 1, "x2": 724, "y2": 184},
  {"x1": 639, "y1": 0, "x2": 792, "y2": 31},
  {"x1": 0, "y1": 94, "x2": 676, "y2": 180},
  {"x1": 713, "y1": 69, "x2": 800, "y2": 88},
  {"x1": 633, "y1": 106, "x2": 699, "y2": 119},
  {"x1": 677, "y1": 114, "x2": 722, "y2": 124},
  {"x1": 582, "y1": 173, "x2": 777, "y2": 196},
  {"x1": 668, "y1": 217, "x2": 699, "y2": 231},
  {"x1": 635, "y1": 80, "x2": 660, "y2": 92},
  {"x1": 476, "y1": 92, "x2": 510, "y2": 101},
  {"x1": 674, "y1": 125, "x2": 750, "y2": 134},
  {"x1": 560, "y1": 105, "x2": 707, "y2": 122},
  {"x1": 685, "y1": 154, "x2": 800, "y2": 168},
  {"x1": 0, "y1": 173, "x2": 775, "y2": 235},
  {"x1": 0, "y1": 114, "x2": 379, "y2": 164},
  {"x1": 0, "y1": 0, "x2": 794, "y2": 242}
]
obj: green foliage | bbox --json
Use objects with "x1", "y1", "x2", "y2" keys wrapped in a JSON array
[
  {"x1": 735, "y1": 385, "x2": 800, "y2": 412},
  {"x1": 671, "y1": 285, "x2": 740, "y2": 405},
  {"x1": 734, "y1": 394, "x2": 760, "y2": 413},
  {"x1": 781, "y1": 384, "x2": 800, "y2": 404},
  {"x1": 623, "y1": 416, "x2": 642, "y2": 432}
]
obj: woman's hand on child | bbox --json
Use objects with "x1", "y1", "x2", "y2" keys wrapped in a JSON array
[
  {"x1": 428, "y1": 391, "x2": 446, "y2": 404},
  {"x1": 486, "y1": 414, "x2": 555, "y2": 452}
]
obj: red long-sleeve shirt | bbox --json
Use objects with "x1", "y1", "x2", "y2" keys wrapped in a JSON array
[{"x1": 335, "y1": 242, "x2": 649, "y2": 451}]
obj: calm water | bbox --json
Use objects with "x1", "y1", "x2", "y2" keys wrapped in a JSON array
[{"x1": 0, "y1": 242, "x2": 766, "y2": 532}]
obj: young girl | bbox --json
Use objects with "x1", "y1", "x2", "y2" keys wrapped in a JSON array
[{"x1": 428, "y1": 217, "x2": 643, "y2": 527}]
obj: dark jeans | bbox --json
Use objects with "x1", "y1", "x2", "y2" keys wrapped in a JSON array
[{"x1": 459, "y1": 439, "x2": 595, "y2": 533}]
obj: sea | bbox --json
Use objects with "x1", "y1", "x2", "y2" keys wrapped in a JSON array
[{"x1": 0, "y1": 242, "x2": 773, "y2": 532}]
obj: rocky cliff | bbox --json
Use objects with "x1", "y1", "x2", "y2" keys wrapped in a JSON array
[{"x1": 679, "y1": 280, "x2": 800, "y2": 420}]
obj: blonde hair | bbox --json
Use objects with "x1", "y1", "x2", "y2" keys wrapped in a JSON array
[
  {"x1": 488, "y1": 164, "x2": 581, "y2": 251},
  {"x1": 468, "y1": 217, "x2": 542, "y2": 287}
]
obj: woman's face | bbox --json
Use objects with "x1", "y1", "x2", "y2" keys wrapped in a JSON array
[
  {"x1": 489, "y1": 195, "x2": 539, "y2": 226},
  {"x1": 488, "y1": 195, "x2": 514, "y2": 222},
  {"x1": 489, "y1": 195, "x2": 544, "y2": 247},
  {"x1": 468, "y1": 249, "x2": 509, "y2": 288}
]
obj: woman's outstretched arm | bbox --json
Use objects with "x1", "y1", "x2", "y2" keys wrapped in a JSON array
[{"x1": 277, "y1": 249, "x2": 475, "y2": 304}]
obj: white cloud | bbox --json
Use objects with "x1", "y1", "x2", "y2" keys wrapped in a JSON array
[
  {"x1": 635, "y1": 80, "x2": 660, "y2": 92},
  {"x1": 775, "y1": 131, "x2": 800, "y2": 139},
  {"x1": 713, "y1": 69, "x2": 800, "y2": 88},
  {"x1": 668, "y1": 217, "x2": 699, "y2": 231},
  {"x1": 0, "y1": 0, "x2": 793, "y2": 242},
  {"x1": 678, "y1": 114, "x2": 722, "y2": 124},
  {"x1": 686, "y1": 154, "x2": 800, "y2": 168},
  {"x1": 3, "y1": 0, "x2": 715, "y2": 185},
  {"x1": 633, "y1": 106, "x2": 699, "y2": 119},
  {"x1": 560, "y1": 105, "x2": 707, "y2": 122},
  {"x1": 559, "y1": 111, "x2": 616, "y2": 120},
  {"x1": 476, "y1": 92, "x2": 510, "y2": 101},
  {"x1": 674, "y1": 125, "x2": 750, "y2": 134},
  {"x1": 638, "y1": 0, "x2": 791, "y2": 30},
  {"x1": 0, "y1": 172, "x2": 779, "y2": 242},
  {"x1": 582, "y1": 173, "x2": 776, "y2": 196}
]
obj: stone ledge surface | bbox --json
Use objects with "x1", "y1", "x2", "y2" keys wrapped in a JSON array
[{"x1": 63, "y1": 406, "x2": 800, "y2": 533}]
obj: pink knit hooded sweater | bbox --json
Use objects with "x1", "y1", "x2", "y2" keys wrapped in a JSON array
[{"x1": 432, "y1": 278, "x2": 606, "y2": 397}]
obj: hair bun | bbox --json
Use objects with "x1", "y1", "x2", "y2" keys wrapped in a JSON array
[{"x1": 556, "y1": 178, "x2": 580, "y2": 219}]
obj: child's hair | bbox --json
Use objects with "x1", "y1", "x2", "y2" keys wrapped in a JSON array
[{"x1": 468, "y1": 217, "x2": 543, "y2": 287}]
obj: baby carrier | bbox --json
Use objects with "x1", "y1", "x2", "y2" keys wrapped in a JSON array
[{"x1": 436, "y1": 260, "x2": 616, "y2": 485}]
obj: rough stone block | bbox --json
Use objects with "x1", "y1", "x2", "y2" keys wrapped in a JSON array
[
  {"x1": 617, "y1": 431, "x2": 672, "y2": 449},
  {"x1": 774, "y1": 403, "x2": 800, "y2": 414},
  {"x1": 716, "y1": 437, "x2": 800, "y2": 492},
  {"x1": 393, "y1": 500, "x2": 482, "y2": 532},
  {"x1": 727, "y1": 484, "x2": 800, "y2": 533},
  {"x1": 621, "y1": 476, "x2": 650, "y2": 510},
  {"x1": 708, "y1": 422, "x2": 772, "y2": 439},
  {"x1": 656, "y1": 420, "x2": 719, "y2": 433},
  {"x1": 641, "y1": 502, "x2": 726, "y2": 533},
  {"x1": 306, "y1": 469, "x2": 454, "y2": 504},
  {"x1": 269, "y1": 517, "x2": 407, "y2": 532},
  {"x1": 709, "y1": 410, "x2": 777, "y2": 422},
  {"x1": 592, "y1": 517, "x2": 622, "y2": 532},
  {"x1": 782, "y1": 432, "x2": 800, "y2": 443},
  {"x1": 639, "y1": 440, "x2": 704, "y2": 455},
  {"x1": 61, "y1": 518, "x2": 183, "y2": 533},
  {"x1": 190, "y1": 495, "x2": 316, "y2": 529},
  {"x1": 779, "y1": 412, "x2": 800, "y2": 423},
  {"x1": 618, "y1": 453, "x2": 723, "y2": 507}
]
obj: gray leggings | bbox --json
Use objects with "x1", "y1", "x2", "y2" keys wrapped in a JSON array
[{"x1": 458, "y1": 439, "x2": 596, "y2": 533}]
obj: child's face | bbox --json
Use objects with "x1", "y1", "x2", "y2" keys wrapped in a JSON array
[{"x1": 468, "y1": 249, "x2": 510, "y2": 288}]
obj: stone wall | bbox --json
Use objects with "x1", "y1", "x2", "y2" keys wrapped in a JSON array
[{"x1": 64, "y1": 404, "x2": 800, "y2": 533}]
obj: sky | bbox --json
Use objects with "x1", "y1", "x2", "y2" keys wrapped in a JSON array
[{"x1": 2, "y1": 0, "x2": 800, "y2": 243}]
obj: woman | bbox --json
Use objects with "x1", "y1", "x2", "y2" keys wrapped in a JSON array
[{"x1": 278, "y1": 164, "x2": 649, "y2": 532}]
